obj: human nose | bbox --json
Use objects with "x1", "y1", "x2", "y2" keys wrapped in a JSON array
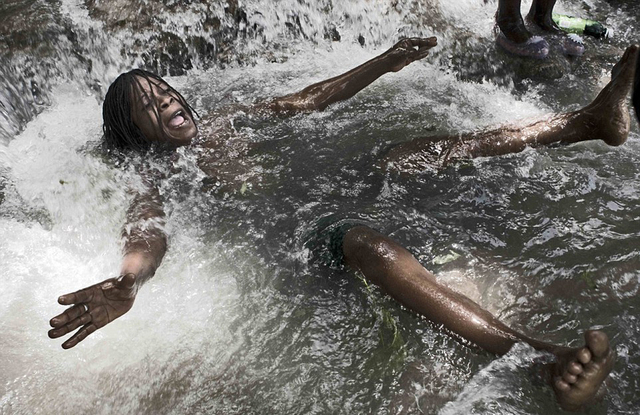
[{"x1": 157, "y1": 93, "x2": 173, "y2": 111}]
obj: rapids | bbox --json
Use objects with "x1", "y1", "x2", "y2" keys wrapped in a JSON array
[{"x1": 1, "y1": 0, "x2": 640, "y2": 413}]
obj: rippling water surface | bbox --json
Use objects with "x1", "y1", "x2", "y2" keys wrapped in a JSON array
[{"x1": 1, "y1": 0, "x2": 640, "y2": 414}]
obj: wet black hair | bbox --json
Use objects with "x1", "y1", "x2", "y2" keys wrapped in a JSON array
[{"x1": 102, "y1": 68, "x2": 196, "y2": 152}]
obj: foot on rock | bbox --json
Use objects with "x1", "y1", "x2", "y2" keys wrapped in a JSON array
[
  {"x1": 496, "y1": 32, "x2": 549, "y2": 59},
  {"x1": 562, "y1": 34, "x2": 585, "y2": 57}
]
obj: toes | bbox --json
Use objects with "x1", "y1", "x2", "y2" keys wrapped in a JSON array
[
  {"x1": 611, "y1": 47, "x2": 639, "y2": 84},
  {"x1": 555, "y1": 378, "x2": 571, "y2": 393},
  {"x1": 585, "y1": 330, "x2": 610, "y2": 358},
  {"x1": 577, "y1": 347, "x2": 592, "y2": 365},
  {"x1": 563, "y1": 372, "x2": 578, "y2": 384},
  {"x1": 568, "y1": 361, "x2": 583, "y2": 376}
]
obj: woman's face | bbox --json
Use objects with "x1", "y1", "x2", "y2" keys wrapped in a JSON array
[{"x1": 130, "y1": 76, "x2": 198, "y2": 147}]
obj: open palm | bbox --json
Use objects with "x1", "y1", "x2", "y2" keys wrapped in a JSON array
[{"x1": 48, "y1": 273, "x2": 137, "y2": 349}]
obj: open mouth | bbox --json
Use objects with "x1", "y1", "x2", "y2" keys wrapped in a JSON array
[{"x1": 168, "y1": 110, "x2": 188, "y2": 128}]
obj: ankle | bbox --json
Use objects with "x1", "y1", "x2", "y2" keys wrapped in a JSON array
[
  {"x1": 527, "y1": 12, "x2": 559, "y2": 32},
  {"x1": 497, "y1": 14, "x2": 531, "y2": 43},
  {"x1": 579, "y1": 109, "x2": 630, "y2": 146}
]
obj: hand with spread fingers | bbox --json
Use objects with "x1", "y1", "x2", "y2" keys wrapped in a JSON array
[
  {"x1": 48, "y1": 273, "x2": 137, "y2": 349},
  {"x1": 385, "y1": 37, "x2": 438, "y2": 72}
]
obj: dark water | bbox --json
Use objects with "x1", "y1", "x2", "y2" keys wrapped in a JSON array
[{"x1": 1, "y1": 0, "x2": 640, "y2": 414}]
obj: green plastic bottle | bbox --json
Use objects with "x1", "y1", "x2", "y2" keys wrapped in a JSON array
[{"x1": 552, "y1": 13, "x2": 609, "y2": 39}]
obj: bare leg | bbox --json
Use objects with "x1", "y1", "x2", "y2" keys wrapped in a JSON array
[
  {"x1": 461, "y1": 44, "x2": 635, "y2": 155},
  {"x1": 343, "y1": 226, "x2": 614, "y2": 411},
  {"x1": 527, "y1": 0, "x2": 558, "y2": 32},
  {"x1": 384, "y1": 45, "x2": 638, "y2": 172},
  {"x1": 344, "y1": 226, "x2": 564, "y2": 355},
  {"x1": 497, "y1": 0, "x2": 530, "y2": 43}
]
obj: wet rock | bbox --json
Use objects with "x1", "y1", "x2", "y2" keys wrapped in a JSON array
[
  {"x1": 324, "y1": 26, "x2": 340, "y2": 42},
  {"x1": 82, "y1": 0, "x2": 273, "y2": 72},
  {"x1": 84, "y1": 0, "x2": 220, "y2": 73},
  {"x1": 0, "y1": 173, "x2": 5, "y2": 205},
  {"x1": 0, "y1": 0, "x2": 70, "y2": 142},
  {"x1": 603, "y1": 0, "x2": 638, "y2": 9},
  {"x1": 142, "y1": 33, "x2": 194, "y2": 76}
]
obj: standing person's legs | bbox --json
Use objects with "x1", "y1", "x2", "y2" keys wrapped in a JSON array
[
  {"x1": 496, "y1": 0, "x2": 550, "y2": 58},
  {"x1": 496, "y1": 0, "x2": 584, "y2": 57},
  {"x1": 342, "y1": 226, "x2": 615, "y2": 411},
  {"x1": 497, "y1": 0, "x2": 530, "y2": 43}
]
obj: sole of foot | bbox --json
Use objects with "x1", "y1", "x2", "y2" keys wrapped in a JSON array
[
  {"x1": 584, "y1": 44, "x2": 638, "y2": 146},
  {"x1": 553, "y1": 330, "x2": 615, "y2": 412}
]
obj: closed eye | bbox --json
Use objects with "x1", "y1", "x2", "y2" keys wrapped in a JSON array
[{"x1": 139, "y1": 93, "x2": 153, "y2": 110}]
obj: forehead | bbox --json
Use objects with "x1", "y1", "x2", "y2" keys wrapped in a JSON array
[{"x1": 131, "y1": 75, "x2": 169, "y2": 97}]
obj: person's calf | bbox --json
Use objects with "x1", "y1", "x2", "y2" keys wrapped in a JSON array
[
  {"x1": 526, "y1": 0, "x2": 559, "y2": 32},
  {"x1": 497, "y1": 0, "x2": 532, "y2": 44}
]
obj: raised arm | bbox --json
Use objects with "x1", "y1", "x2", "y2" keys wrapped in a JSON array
[
  {"x1": 48, "y1": 177, "x2": 167, "y2": 349},
  {"x1": 265, "y1": 37, "x2": 437, "y2": 113}
]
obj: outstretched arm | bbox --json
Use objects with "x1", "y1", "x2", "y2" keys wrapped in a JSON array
[
  {"x1": 265, "y1": 37, "x2": 437, "y2": 113},
  {"x1": 48, "y1": 179, "x2": 167, "y2": 349}
]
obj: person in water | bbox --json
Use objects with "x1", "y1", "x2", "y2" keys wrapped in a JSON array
[
  {"x1": 48, "y1": 37, "x2": 639, "y2": 411},
  {"x1": 495, "y1": 0, "x2": 585, "y2": 58}
]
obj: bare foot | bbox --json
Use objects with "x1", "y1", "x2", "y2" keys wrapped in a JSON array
[
  {"x1": 552, "y1": 330, "x2": 615, "y2": 412},
  {"x1": 578, "y1": 44, "x2": 638, "y2": 146}
]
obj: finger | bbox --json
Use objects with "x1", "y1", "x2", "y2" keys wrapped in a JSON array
[
  {"x1": 414, "y1": 48, "x2": 431, "y2": 60},
  {"x1": 50, "y1": 304, "x2": 86, "y2": 327},
  {"x1": 421, "y1": 36, "x2": 438, "y2": 48},
  {"x1": 393, "y1": 38, "x2": 413, "y2": 50},
  {"x1": 48, "y1": 312, "x2": 92, "y2": 338},
  {"x1": 62, "y1": 323, "x2": 98, "y2": 349},
  {"x1": 403, "y1": 49, "x2": 430, "y2": 67},
  {"x1": 404, "y1": 37, "x2": 438, "y2": 49},
  {"x1": 58, "y1": 287, "x2": 94, "y2": 305}
]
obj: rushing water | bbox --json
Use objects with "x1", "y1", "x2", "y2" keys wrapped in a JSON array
[{"x1": 2, "y1": 0, "x2": 640, "y2": 414}]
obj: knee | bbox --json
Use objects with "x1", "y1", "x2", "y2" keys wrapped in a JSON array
[
  {"x1": 342, "y1": 226, "x2": 403, "y2": 269},
  {"x1": 343, "y1": 226, "x2": 375, "y2": 258}
]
